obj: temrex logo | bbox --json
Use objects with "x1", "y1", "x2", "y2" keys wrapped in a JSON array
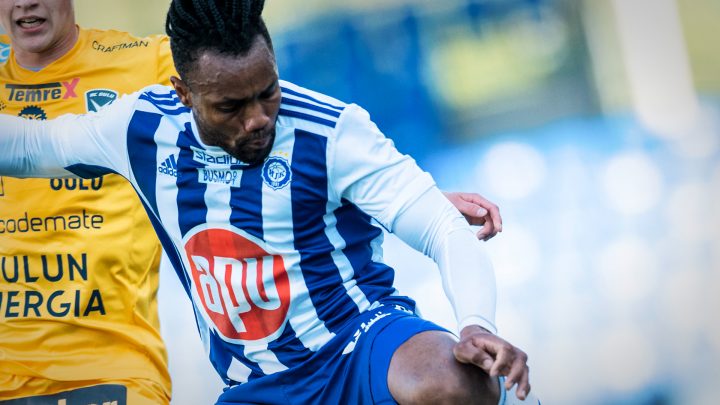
[{"x1": 184, "y1": 226, "x2": 290, "y2": 343}]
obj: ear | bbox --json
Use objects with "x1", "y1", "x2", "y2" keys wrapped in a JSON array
[{"x1": 170, "y1": 76, "x2": 192, "y2": 108}]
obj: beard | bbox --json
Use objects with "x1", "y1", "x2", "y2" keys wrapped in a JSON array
[
  {"x1": 195, "y1": 114, "x2": 276, "y2": 166},
  {"x1": 226, "y1": 129, "x2": 276, "y2": 166}
]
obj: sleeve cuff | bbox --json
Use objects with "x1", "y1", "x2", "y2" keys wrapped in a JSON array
[{"x1": 458, "y1": 315, "x2": 497, "y2": 335}]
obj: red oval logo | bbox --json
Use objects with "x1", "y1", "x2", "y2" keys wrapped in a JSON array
[{"x1": 184, "y1": 227, "x2": 290, "y2": 342}]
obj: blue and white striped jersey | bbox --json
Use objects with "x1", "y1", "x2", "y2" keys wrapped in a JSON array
[{"x1": 2, "y1": 81, "x2": 440, "y2": 385}]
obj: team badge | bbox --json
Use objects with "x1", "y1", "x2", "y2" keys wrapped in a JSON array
[
  {"x1": 262, "y1": 156, "x2": 292, "y2": 190},
  {"x1": 18, "y1": 105, "x2": 46, "y2": 120},
  {"x1": 85, "y1": 89, "x2": 118, "y2": 112},
  {"x1": 0, "y1": 43, "x2": 10, "y2": 64},
  {"x1": 184, "y1": 225, "x2": 291, "y2": 343}
]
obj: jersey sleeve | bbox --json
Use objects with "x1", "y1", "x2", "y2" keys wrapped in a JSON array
[
  {"x1": 329, "y1": 104, "x2": 436, "y2": 229},
  {"x1": 0, "y1": 90, "x2": 139, "y2": 179},
  {"x1": 329, "y1": 104, "x2": 497, "y2": 333},
  {"x1": 154, "y1": 35, "x2": 177, "y2": 86}
]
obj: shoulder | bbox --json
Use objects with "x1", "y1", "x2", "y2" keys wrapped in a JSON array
[
  {"x1": 277, "y1": 80, "x2": 353, "y2": 137},
  {"x1": 133, "y1": 84, "x2": 189, "y2": 115}
]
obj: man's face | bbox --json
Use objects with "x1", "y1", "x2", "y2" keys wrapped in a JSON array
[
  {"x1": 174, "y1": 36, "x2": 282, "y2": 166},
  {"x1": 0, "y1": 0, "x2": 75, "y2": 54}
]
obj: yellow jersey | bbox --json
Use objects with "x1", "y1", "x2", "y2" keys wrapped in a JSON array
[{"x1": 0, "y1": 27, "x2": 176, "y2": 404}]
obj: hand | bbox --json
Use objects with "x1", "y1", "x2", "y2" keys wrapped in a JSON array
[
  {"x1": 443, "y1": 192, "x2": 502, "y2": 241},
  {"x1": 453, "y1": 325, "x2": 531, "y2": 400}
]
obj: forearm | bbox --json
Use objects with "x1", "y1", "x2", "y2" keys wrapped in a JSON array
[{"x1": 392, "y1": 188, "x2": 497, "y2": 333}]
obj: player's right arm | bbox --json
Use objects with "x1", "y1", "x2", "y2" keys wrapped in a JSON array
[{"x1": 0, "y1": 90, "x2": 139, "y2": 179}]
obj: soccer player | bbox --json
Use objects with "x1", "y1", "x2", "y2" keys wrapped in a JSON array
[{"x1": 0, "y1": 0, "x2": 534, "y2": 404}]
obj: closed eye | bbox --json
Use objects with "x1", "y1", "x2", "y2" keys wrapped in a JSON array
[{"x1": 216, "y1": 103, "x2": 239, "y2": 113}]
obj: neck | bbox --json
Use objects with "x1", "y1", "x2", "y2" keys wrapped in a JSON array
[{"x1": 13, "y1": 25, "x2": 79, "y2": 70}]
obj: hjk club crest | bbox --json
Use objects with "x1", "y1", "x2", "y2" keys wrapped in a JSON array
[{"x1": 262, "y1": 156, "x2": 292, "y2": 190}]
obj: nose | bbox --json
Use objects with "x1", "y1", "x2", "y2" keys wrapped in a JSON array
[{"x1": 243, "y1": 101, "x2": 270, "y2": 134}]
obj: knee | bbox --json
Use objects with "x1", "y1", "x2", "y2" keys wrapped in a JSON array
[
  {"x1": 410, "y1": 364, "x2": 498, "y2": 405},
  {"x1": 388, "y1": 331, "x2": 500, "y2": 405}
]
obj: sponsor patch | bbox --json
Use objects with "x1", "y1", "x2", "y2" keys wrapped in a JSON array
[
  {"x1": 92, "y1": 39, "x2": 149, "y2": 53},
  {"x1": 192, "y1": 146, "x2": 242, "y2": 166},
  {"x1": 184, "y1": 225, "x2": 291, "y2": 343},
  {"x1": 5, "y1": 78, "x2": 79, "y2": 102},
  {"x1": 158, "y1": 155, "x2": 178, "y2": 177},
  {"x1": 198, "y1": 168, "x2": 243, "y2": 188},
  {"x1": 85, "y1": 89, "x2": 118, "y2": 112},
  {"x1": 262, "y1": 156, "x2": 292, "y2": 190}
]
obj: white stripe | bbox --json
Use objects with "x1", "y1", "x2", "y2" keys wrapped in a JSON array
[
  {"x1": 227, "y1": 357, "x2": 252, "y2": 384},
  {"x1": 281, "y1": 92, "x2": 343, "y2": 112},
  {"x1": 281, "y1": 101, "x2": 339, "y2": 119},
  {"x1": 287, "y1": 285, "x2": 335, "y2": 351},
  {"x1": 281, "y1": 97, "x2": 342, "y2": 120},
  {"x1": 244, "y1": 343, "x2": 288, "y2": 375},
  {"x1": 203, "y1": 169, "x2": 233, "y2": 224},
  {"x1": 277, "y1": 114, "x2": 337, "y2": 138},
  {"x1": 153, "y1": 114, "x2": 185, "y2": 250}
]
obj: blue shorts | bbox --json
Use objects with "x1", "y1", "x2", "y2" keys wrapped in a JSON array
[{"x1": 215, "y1": 303, "x2": 447, "y2": 405}]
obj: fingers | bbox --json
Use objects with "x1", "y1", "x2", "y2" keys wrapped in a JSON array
[
  {"x1": 443, "y1": 192, "x2": 487, "y2": 223},
  {"x1": 453, "y1": 331, "x2": 509, "y2": 374},
  {"x1": 442, "y1": 192, "x2": 503, "y2": 241},
  {"x1": 508, "y1": 366, "x2": 531, "y2": 400},
  {"x1": 460, "y1": 194, "x2": 501, "y2": 240},
  {"x1": 485, "y1": 201, "x2": 502, "y2": 238},
  {"x1": 504, "y1": 351, "x2": 530, "y2": 400},
  {"x1": 452, "y1": 338, "x2": 495, "y2": 373},
  {"x1": 453, "y1": 329, "x2": 531, "y2": 400},
  {"x1": 473, "y1": 199, "x2": 501, "y2": 241}
]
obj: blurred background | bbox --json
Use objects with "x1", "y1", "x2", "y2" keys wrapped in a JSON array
[{"x1": 72, "y1": 0, "x2": 720, "y2": 404}]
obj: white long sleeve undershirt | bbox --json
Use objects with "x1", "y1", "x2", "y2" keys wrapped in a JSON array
[{"x1": 391, "y1": 188, "x2": 497, "y2": 334}]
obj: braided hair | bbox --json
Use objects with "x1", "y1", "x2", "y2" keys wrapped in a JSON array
[{"x1": 166, "y1": 0, "x2": 272, "y2": 82}]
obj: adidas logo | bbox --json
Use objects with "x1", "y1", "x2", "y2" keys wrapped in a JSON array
[{"x1": 158, "y1": 155, "x2": 178, "y2": 177}]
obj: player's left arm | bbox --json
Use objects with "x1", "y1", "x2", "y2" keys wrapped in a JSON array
[
  {"x1": 391, "y1": 189, "x2": 531, "y2": 399},
  {"x1": 330, "y1": 103, "x2": 530, "y2": 399}
]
